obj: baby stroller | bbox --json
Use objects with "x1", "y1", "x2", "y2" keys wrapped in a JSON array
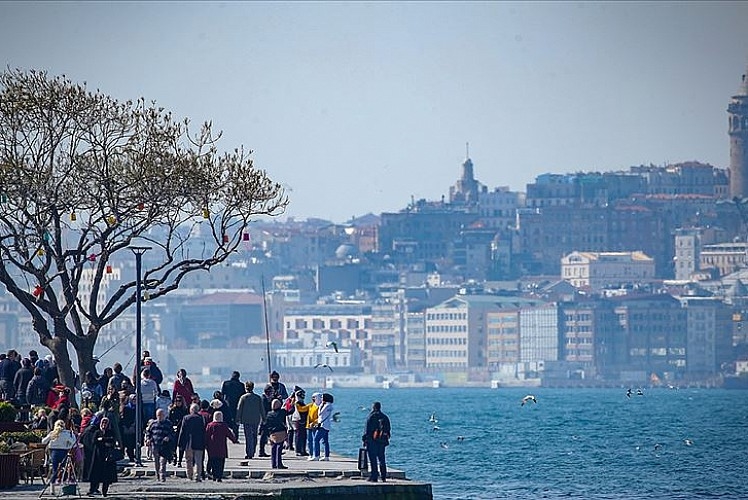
[{"x1": 39, "y1": 438, "x2": 82, "y2": 498}]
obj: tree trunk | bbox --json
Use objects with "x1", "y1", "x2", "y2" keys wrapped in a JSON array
[
  {"x1": 43, "y1": 336, "x2": 75, "y2": 389},
  {"x1": 75, "y1": 335, "x2": 98, "y2": 379}
]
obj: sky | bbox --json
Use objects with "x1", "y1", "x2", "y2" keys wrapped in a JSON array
[{"x1": 1, "y1": 2, "x2": 748, "y2": 223}]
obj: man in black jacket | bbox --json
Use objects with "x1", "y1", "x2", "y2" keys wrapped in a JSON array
[
  {"x1": 220, "y1": 371, "x2": 245, "y2": 435},
  {"x1": 362, "y1": 401, "x2": 391, "y2": 482}
]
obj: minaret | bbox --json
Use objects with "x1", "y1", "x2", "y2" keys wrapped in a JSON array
[{"x1": 729, "y1": 64, "x2": 748, "y2": 198}]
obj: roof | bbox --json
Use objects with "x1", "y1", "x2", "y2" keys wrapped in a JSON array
[{"x1": 188, "y1": 292, "x2": 264, "y2": 306}]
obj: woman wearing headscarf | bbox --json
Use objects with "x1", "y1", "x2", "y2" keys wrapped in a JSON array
[
  {"x1": 265, "y1": 399, "x2": 289, "y2": 469},
  {"x1": 86, "y1": 417, "x2": 119, "y2": 497},
  {"x1": 205, "y1": 410, "x2": 237, "y2": 481}
]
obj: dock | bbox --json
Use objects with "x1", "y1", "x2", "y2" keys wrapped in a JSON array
[{"x1": 7, "y1": 435, "x2": 433, "y2": 500}]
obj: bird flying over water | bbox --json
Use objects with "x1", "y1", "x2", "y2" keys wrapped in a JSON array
[
  {"x1": 429, "y1": 412, "x2": 438, "y2": 423},
  {"x1": 521, "y1": 395, "x2": 537, "y2": 406},
  {"x1": 440, "y1": 442, "x2": 449, "y2": 449},
  {"x1": 683, "y1": 439, "x2": 694, "y2": 446},
  {"x1": 326, "y1": 341, "x2": 339, "y2": 353},
  {"x1": 456, "y1": 436, "x2": 465, "y2": 442},
  {"x1": 332, "y1": 412, "x2": 341, "y2": 422},
  {"x1": 432, "y1": 425, "x2": 441, "y2": 431},
  {"x1": 626, "y1": 388, "x2": 632, "y2": 398},
  {"x1": 314, "y1": 363, "x2": 333, "y2": 371}
]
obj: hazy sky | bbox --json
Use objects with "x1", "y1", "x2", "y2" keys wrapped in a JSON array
[{"x1": 1, "y1": 2, "x2": 747, "y2": 223}]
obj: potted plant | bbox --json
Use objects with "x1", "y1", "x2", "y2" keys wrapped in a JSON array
[
  {"x1": 0, "y1": 402, "x2": 25, "y2": 433},
  {"x1": 0, "y1": 435, "x2": 20, "y2": 489}
]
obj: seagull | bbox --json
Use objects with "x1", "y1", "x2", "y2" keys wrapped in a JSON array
[
  {"x1": 654, "y1": 443, "x2": 662, "y2": 451},
  {"x1": 432, "y1": 425, "x2": 441, "y2": 431},
  {"x1": 429, "y1": 412, "x2": 438, "y2": 423},
  {"x1": 637, "y1": 389, "x2": 644, "y2": 396},
  {"x1": 326, "y1": 341, "x2": 339, "y2": 353},
  {"x1": 456, "y1": 436, "x2": 465, "y2": 442},
  {"x1": 314, "y1": 363, "x2": 333, "y2": 372},
  {"x1": 626, "y1": 388, "x2": 632, "y2": 398},
  {"x1": 332, "y1": 412, "x2": 341, "y2": 422},
  {"x1": 683, "y1": 439, "x2": 694, "y2": 446},
  {"x1": 358, "y1": 405, "x2": 368, "y2": 411},
  {"x1": 521, "y1": 395, "x2": 537, "y2": 406},
  {"x1": 440, "y1": 442, "x2": 449, "y2": 449}
]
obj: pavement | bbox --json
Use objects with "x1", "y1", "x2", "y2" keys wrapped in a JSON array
[{"x1": 5, "y1": 430, "x2": 420, "y2": 500}]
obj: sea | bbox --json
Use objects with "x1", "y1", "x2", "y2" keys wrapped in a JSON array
[{"x1": 323, "y1": 387, "x2": 748, "y2": 500}]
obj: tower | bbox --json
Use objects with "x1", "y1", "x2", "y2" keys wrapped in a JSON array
[{"x1": 729, "y1": 65, "x2": 748, "y2": 198}]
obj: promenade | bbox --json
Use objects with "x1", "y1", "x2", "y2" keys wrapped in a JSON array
[{"x1": 8, "y1": 434, "x2": 432, "y2": 500}]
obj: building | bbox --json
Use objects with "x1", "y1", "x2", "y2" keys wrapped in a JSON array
[
  {"x1": 729, "y1": 65, "x2": 748, "y2": 199},
  {"x1": 561, "y1": 251, "x2": 655, "y2": 290}
]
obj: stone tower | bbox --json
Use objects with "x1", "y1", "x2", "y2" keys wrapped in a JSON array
[{"x1": 729, "y1": 65, "x2": 748, "y2": 199}]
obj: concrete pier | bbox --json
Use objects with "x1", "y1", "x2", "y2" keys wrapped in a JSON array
[{"x1": 7, "y1": 438, "x2": 432, "y2": 500}]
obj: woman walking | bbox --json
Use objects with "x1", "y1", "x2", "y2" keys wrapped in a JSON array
[
  {"x1": 86, "y1": 417, "x2": 119, "y2": 497},
  {"x1": 205, "y1": 411, "x2": 238, "y2": 481},
  {"x1": 313, "y1": 393, "x2": 334, "y2": 461}
]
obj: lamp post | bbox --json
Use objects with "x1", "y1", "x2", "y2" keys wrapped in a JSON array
[{"x1": 130, "y1": 246, "x2": 150, "y2": 467}]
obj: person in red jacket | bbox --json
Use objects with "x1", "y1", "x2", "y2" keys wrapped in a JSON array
[{"x1": 204, "y1": 411, "x2": 237, "y2": 482}]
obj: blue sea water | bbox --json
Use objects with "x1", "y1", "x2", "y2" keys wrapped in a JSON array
[{"x1": 326, "y1": 387, "x2": 748, "y2": 499}]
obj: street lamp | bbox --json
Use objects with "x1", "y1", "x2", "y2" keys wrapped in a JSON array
[{"x1": 130, "y1": 245, "x2": 150, "y2": 467}]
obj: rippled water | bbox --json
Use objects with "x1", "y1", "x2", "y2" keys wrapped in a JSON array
[{"x1": 326, "y1": 387, "x2": 748, "y2": 499}]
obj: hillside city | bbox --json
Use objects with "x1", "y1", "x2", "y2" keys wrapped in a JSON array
[{"x1": 3, "y1": 66, "x2": 748, "y2": 390}]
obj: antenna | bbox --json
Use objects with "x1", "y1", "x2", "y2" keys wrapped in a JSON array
[{"x1": 465, "y1": 141, "x2": 470, "y2": 159}]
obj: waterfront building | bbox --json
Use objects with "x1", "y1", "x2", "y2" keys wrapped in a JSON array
[{"x1": 678, "y1": 297, "x2": 733, "y2": 378}]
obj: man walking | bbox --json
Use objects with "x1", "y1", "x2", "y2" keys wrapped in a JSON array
[
  {"x1": 362, "y1": 401, "x2": 391, "y2": 482},
  {"x1": 236, "y1": 381, "x2": 265, "y2": 459},
  {"x1": 178, "y1": 403, "x2": 207, "y2": 482}
]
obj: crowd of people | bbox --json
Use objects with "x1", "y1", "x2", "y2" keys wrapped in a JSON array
[{"x1": 0, "y1": 348, "x2": 393, "y2": 493}]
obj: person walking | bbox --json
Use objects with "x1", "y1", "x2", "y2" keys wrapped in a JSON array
[
  {"x1": 292, "y1": 389, "x2": 310, "y2": 456},
  {"x1": 168, "y1": 394, "x2": 188, "y2": 466},
  {"x1": 13, "y1": 357, "x2": 33, "y2": 405},
  {"x1": 86, "y1": 417, "x2": 119, "y2": 497},
  {"x1": 140, "y1": 368, "x2": 159, "y2": 423},
  {"x1": 362, "y1": 401, "x2": 391, "y2": 482},
  {"x1": 146, "y1": 408, "x2": 176, "y2": 482},
  {"x1": 205, "y1": 410, "x2": 237, "y2": 481},
  {"x1": 264, "y1": 399, "x2": 289, "y2": 469},
  {"x1": 268, "y1": 371, "x2": 289, "y2": 400},
  {"x1": 236, "y1": 381, "x2": 265, "y2": 459},
  {"x1": 178, "y1": 403, "x2": 207, "y2": 482},
  {"x1": 220, "y1": 371, "x2": 245, "y2": 436},
  {"x1": 258, "y1": 384, "x2": 274, "y2": 457}
]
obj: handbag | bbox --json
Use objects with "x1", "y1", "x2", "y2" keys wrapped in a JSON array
[
  {"x1": 269, "y1": 430, "x2": 288, "y2": 444},
  {"x1": 357, "y1": 447, "x2": 368, "y2": 470},
  {"x1": 105, "y1": 447, "x2": 124, "y2": 463}
]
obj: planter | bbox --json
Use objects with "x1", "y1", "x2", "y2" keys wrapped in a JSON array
[
  {"x1": 0, "y1": 453, "x2": 20, "y2": 489},
  {"x1": 0, "y1": 422, "x2": 27, "y2": 433}
]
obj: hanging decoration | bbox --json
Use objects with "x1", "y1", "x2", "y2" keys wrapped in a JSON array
[
  {"x1": 88, "y1": 254, "x2": 97, "y2": 262},
  {"x1": 106, "y1": 265, "x2": 113, "y2": 274},
  {"x1": 106, "y1": 215, "x2": 117, "y2": 227},
  {"x1": 137, "y1": 202, "x2": 145, "y2": 210},
  {"x1": 242, "y1": 233, "x2": 250, "y2": 241},
  {"x1": 32, "y1": 285, "x2": 43, "y2": 298},
  {"x1": 223, "y1": 234, "x2": 229, "y2": 243},
  {"x1": 202, "y1": 208, "x2": 210, "y2": 219},
  {"x1": 37, "y1": 248, "x2": 45, "y2": 256},
  {"x1": 0, "y1": 193, "x2": 7, "y2": 203},
  {"x1": 70, "y1": 211, "x2": 77, "y2": 221}
]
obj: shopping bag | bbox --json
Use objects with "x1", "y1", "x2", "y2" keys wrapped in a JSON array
[{"x1": 357, "y1": 447, "x2": 368, "y2": 470}]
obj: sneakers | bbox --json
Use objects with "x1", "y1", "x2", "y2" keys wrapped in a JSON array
[
  {"x1": 320, "y1": 457, "x2": 329, "y2": 461},
  {"x1": 307, "y1": 456, "x2": 319, "y2": 461}
]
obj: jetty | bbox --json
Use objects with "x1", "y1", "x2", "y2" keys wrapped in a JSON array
[{"x1": 7, "y1": 437, "x2": 432, "y2": 500}]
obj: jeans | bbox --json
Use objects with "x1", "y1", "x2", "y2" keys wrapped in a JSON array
[
  {"x1": 153, "y1": 445, "x2": 169, "y2": 479},
  {"x1": 306, "y1": 428, "x2": 316, "y2": 456},
  {"x1": 49, "y1": 449, "x2": 67, "y2": 482},
  {"x1": 294, "y1": 426, "x2": 307, "y2": 454},
  {"x1": 271, "y1": 441, "x2": 284, "y2": 468},
  {"x1": 242, "y1": 423, "x2": 259, "y2": 458},
  {"x1": 313, "y1": 427, "x2": 329, "y2": 459},
  {"x1": 209, "y1": 457, "x2": 225, "y2": 480}
]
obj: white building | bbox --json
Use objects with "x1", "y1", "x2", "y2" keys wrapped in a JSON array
[{"x1": 561, "y1": 251, "x2": 655, "y2": 290}]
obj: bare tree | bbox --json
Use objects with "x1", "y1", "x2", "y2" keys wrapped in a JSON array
[{"x1": 0, "y1": 69, "x2": 288, "y2": 388}]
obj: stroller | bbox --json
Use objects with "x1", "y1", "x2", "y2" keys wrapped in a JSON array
[{"x1": 39, "y1": 436, "x2": 83, "y2": 498}]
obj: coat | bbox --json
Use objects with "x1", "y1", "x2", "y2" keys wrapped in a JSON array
[
  {"x1": 236, "y1": 391, "x2": 265, "y2": 425},
  {"x1": 86, "y1": 427, "x2": 118, "y2": 484},
  {"x1": 172, "y1": 377, "x2": 194, "y2": 403},
  {"x1": 220, "y1": 378, "x2": 246, "y2": 415},
  {"x1": 205, "y1": 421, "x2": 237, "y2": 458},
  {"x1": 178, "y1": 413, "x2": 206, "y2": 451}
]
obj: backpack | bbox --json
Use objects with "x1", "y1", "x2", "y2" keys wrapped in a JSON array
[{"x1": 372, "y1": 414, "x2": 389, "y2": 442}]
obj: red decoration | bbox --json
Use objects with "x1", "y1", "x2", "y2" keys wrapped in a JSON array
[
  {"x1": 106, "y1": 265, "x2": 113, "y2": 274},
  {"x1": 223, "y1": 234, "x2": 229, "y2": 243},
  {"x1": 88, "y1": 254, "x2": 97, "y2": 262},
  {"x1": 137, "y1": 202, "x2": 145, "y2": 210},
  {"x1": 32, "y1": 285, "x2": 43, "y2": 297},
  {"x1": 242, "y1": 233, "x2": 250, "y2": 241}
]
